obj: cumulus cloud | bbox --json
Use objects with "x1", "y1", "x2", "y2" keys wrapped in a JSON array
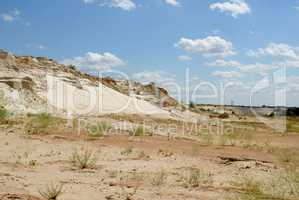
[
  {"x1": 82, "y1": 0, "x2": 136, "y2": 11},
  {"x1": 247, "y1": 43, "x2": 299, "y2": 60},
  {"x1": 62, "y1": 52, "x2": 126, "y2": 71},
  {"x1": 1, "y1": 9, "x2": 20, "y2": 22},
  {"x1": 175, "y1": 36, "x2": 236, "y2": 57},
  {"x1": 208, "y1": 59, "x2": 281, "y2": 75},
  {"x1": 209, "y1": 0, "x2": 251, "y2": 18},
  {"x1": 207, "y1": 59, "x2": 241, "y2": 67},
  {"x1": 211, "y1": 71, "x2": 242, "y2": 78},
  {"x1": 165, "y1": 0, "x2": 180, "y2": 7},
  {"x1": 132, "y1": 71, "x2": 176, "y2": 84},
  {"x1": 177, "y1": 55, "x2": 192, "y2": 61}
]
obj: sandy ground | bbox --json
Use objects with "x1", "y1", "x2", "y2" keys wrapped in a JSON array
[{"x1": 1, "y1": 115, "x2": 299, "y2": 200}]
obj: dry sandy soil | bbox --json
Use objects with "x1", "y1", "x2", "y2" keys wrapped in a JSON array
[{"x1": 0, "y1": 114, "x2": 299, "y2": 200}]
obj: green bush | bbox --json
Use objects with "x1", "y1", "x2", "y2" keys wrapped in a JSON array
[
  {"x1": 70, "y1": 148, "x2": 97, "y2": 169},
  {"x1": 88, "y1": 122, "x2": 112, "y2": 137},
  {"x1": 182, "y1": 168, "x2": 211, "y2": 188},
  {"x1": 26, "y1": 113, "x2": 55, "y2": 134},
  {"x1": 129, "y1": 126, "x2": 146, "y2": 136},
  {"x1": 0, "y1": 106, "x2": 8, "y2": 121}
]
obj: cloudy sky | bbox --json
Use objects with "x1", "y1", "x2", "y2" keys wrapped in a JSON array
[{"x1": 1, "y1": 0, "x2": 299, "y2": 106}]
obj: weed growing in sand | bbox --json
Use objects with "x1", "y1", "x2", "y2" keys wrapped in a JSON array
[
  {"x1": 233, "y1": 178, "x2": 265, "y2": 200},
  {"x1": 26, "y1": 113, "x2": 56, "y2": 134},
  {"x1": 276, "y1": 148, "x2": 299, "y2": 165},
  {"x1": 121, "y1": 146, "x2": 133, "y2": 156},
  {"x1": 88, "y1": 122, "x2": 112, "y2": 137},
  {"x1": 231, "y1": 174, "x2": 298, "y2": 200},
  {"x1": 38, "y1": 182, "x2": 63, "y2": 200},
  {"x1": 70, "y1": 148, "x2": 97, "y2": 169},
  {"x1": 129, "y1": 126, "x2": 152, "y2": 136},
  {"x1": 0, "y1": 106, "x2": 8, "y2": 122},
  {"x1": 151, "y1": 171, "x2": 167, "y2": 187},
  {"x1": 181, "y1": 168, "x2": 211, "y2": 188},
  {"x1": 28, "y1": 160, "x2": 37, "y2": 166},
  {"x1": 283, "y1": 166, "x2": 299, "y2": 197}
]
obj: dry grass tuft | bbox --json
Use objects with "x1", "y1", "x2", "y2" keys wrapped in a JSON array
[
  {"x1": 38, "y1": 182, "x2": 63, "y2": 200},
  {"x1": 70, "y1": 148, "x2": 97, "y2": 169}
]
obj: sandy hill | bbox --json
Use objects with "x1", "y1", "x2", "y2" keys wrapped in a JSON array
[{"x1": 0, "y1": 49, "x2": 177, "y2": 117}]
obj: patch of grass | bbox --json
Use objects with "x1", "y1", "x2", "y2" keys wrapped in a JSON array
[
  {"x1": 70, "y1": 148, "x2": 97, "y2": 169},
  {"x1": 121, "y1": 146, "x2": 133, "y2": 156},
  {"x1": 0, "y1": 106, "x2": 8, "y2": 122},
  {"x1": 151, "y1": 171, "x2": 167, "y2": 187},
  {"x1": 129, "y1": 126, "x2": 151, "y2": 136},
  {"x1": 287, "y1": 117, "x2": 299, "y2": 133},
  {"x1": 283, "y1": 166, "x2": 299, "y2": 197},
  {"x1": 38, "y1": 182, "x2": 63, "y2": 200},
  {"x1": 87, "y1": 122, "x2": 112, "y2": 137},
  {"x1": 233, "y1": 178, "x2": 265, "y2": 200},
  {"x1": 231, "y1": 175, "x2": 296, "y2": 200},
  {"x1": 181, "y1": 168, "x2": 211, "y2": 188},
  {"x1": 276, "y1": 148, "x2": 299, "y2": 165},
  {"x1": 28, "y1": 160, "x2": 37, "y2": 166},
  {"x1": 26, "y1": 113, "x2": 56, "y2": 135}
]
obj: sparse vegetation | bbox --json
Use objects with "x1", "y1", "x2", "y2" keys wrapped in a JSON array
[
  {"x1": 70, "y1": 148, "x2": 97, "y2": 169},
  {"x1": 129, "y1": 125, "x2": 152, "y2": 136},
  {"x1": 87, "y1": 122, "x2": 112, "y2": 137},
  {"x1": 38, "y1": 182, "x2": 63, "y2": 200},
  {"x1": 232, "y1": 178, "x2": 266, "y2": 200},
  {"x1": 26, "y1": 113, "x2": 56, "y2": 134},
  {"x1": 0, "y1": 106, "x2": 8, "y2": 122},
  {"x1": 181, "y1": 168, "x2": 211, "y2": 188},
  {"x1": 151, "y1": 170, "x2": 167, "y2": 187},
  {"x1": 28, "y1": 160, "x2": 37, "y2": 166},
  {"x1": 121, "y1": 146, "x2": 133, "y2": 156}
]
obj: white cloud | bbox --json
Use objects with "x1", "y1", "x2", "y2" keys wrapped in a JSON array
[
  {"x1": 12, "y1": 9, "x2": 20, "y2": 16},
  {"x1": 247, "y1": 43, "x2": 299, "y2": 60},
  {"x1": 287, "y1": 76, "x2": 299, "y2": 92},
  {"x1": 37, "y1": 45, "x2": 47, "y2": 50},
  {"x1": 295, "y1": 6, "x2": 299, "y2": 11},
  {"x1": 1, "y1": 9, "x2": 21, "y2": 22},
  {"x1": 132, "y1": 71, "x2": 176, "y2": 84},
  {"x1": 207, "y1": 59, "x2": 241, "y2": 67},
  {"x1": 175, "y1": 36, "x2": 236, "y2": 57},
  {"x1": 208, "y1": 59, "x2": 280, "y2": 75},
  {"x1": 110, "y1": 0, "x2": 136, "y2": 11},
  {"x1": 62, "y1": 52, "x2": 126, "y2": 71},
  {"x1": 1, "y1": 14, "x2": 14, "y2": 22},
  {"x1": 83, "y1": 0, "x2": 96, "y2": 3},
  {"x1": 165, "y1": 0, "x2": 180, "y2": 7},
  {"x1": 211, "y1": 71, "x2": 242, "y2": 78},
  {"x1": 177, "y1": 55, "x2": 192, "y2": 61},
  {"x1": 209, "y1": 0, "x2": 251, "y2": 18},
  {"x1": 83, "y1": 0, "x2": 136, "y2": 11}
]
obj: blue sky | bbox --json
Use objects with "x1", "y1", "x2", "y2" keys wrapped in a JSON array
[{"x1": 1, "y1": 0, "x2": 299, "y2": 106}]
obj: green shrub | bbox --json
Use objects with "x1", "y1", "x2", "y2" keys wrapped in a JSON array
[
  {"x1": 70, "y1": 148, "x2": 97, "y2": 169},
  {"x1": 182, "y1": 168, "x2": 211, "y2": 188},
  {"x1": 0, "y1": 106, "x2": 8, "y2": 122},
  {"x1": 151, "y1": 171, "x2": 167, "y2": 186},
  {"x1": 121, "y1": 146, "x2": 133, "y2": 156},
  {"x1": 129, "y1": 126, "x2": 149, "y2": 136},
  {"x1": 26, "y1": 113, "x2": 55, "y2": 134},
  {"x1": 87, "y1": 122, "x2": 112, "y2": 137}
]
